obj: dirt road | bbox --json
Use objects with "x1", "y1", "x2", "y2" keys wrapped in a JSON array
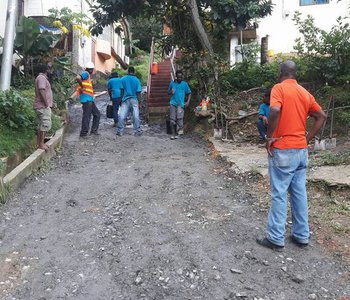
[{"x1": 0, "y1": 97, "x2": 349, "y2": 299}]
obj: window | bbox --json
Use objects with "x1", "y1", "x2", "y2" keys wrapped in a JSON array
[{"x1": 300, "y1": 0, "x2": 329, "y2": 6}]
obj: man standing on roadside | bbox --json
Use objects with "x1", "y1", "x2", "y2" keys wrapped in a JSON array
[
  {"x1": 34, "y1": 63, "x2": 54, "y2": 151},
  {"x1": 168, "y1": 70, "x2": 191, "y2": 140},
  {"x1": 256, "y1": 89, "x2": 271, "y2": 141},
  {"x1": 107, "y1": 71, "x2": 123, "y2": 127},
  {"x1": 117, "y1": 66, "x2": 142, "y2": 136},
  {"x1": 76, "y1": 61, "x2": 100, "y2": 137},
  {"x1": 256, "y1": 60, "x2": 326, "y2": 251}
]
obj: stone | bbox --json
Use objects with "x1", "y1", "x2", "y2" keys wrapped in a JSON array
[
  {"x1": 236, "y1": 292, "x2": 248, "y2": 298},
  {"x1": 308, "y1": 293, "x2": 317, "y2": 299},
  {"x1": 230, "y1": 268, "x2": 243, "y2": 274},
  {"x1": 135, "y1": 276, "x2": 142, "y2": 285},
  {"x1": 291, "y1": 274, "x2": 305, "y2": 284}
]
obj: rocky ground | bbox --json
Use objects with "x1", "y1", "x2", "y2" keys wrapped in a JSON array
[{"x1": 0, "y1": 95, "x2": 349, "y2": 300}]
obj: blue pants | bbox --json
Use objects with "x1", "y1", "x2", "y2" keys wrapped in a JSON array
[
  {"x1": 267, "y1": 148, "x2": 309, "y2": 246},
  {"x1": 256, "y1": 119, "x2": 267, "y2": 140},
  {"x1": 112, "y1": 97, "x2": 122, "y2": 125},
  {"x1": 117, "y1": 98, "x2": 140, "y2": 135}
]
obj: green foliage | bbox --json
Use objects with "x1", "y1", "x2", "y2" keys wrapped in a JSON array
[
  {"x1": 48, "y1": 7, "x2": 93, "y2": 28},
  {"x1": 11, "y1": 73, "x2": 34, "y2": 90},
  {"x1": 130, "y1": 16, "x2": 162, "y2": 52},
  {"x1": 15, "y1": 16, "x2": 60, "y2": 57},
  {"x1": 51, "y1": 74, "x2": 75, "y2": 110},
  {"x1": 293, "y1": 12, "x2": 350, "y2": 84},
  {"x1": 309, "y1": 152, "x2": 350, "y2": 168},
  {"x1": 0, "y1": 89, "x2": 35, "y2": 130},
  {"x1": 48, "y1": 113, "x2": 62, "y2": 136},
  {"x1": 14, "y1": 16, "x2": 61, "y2": 77},
  {"x1": 0, "y1": 126, "x2": 35, "y2": 157},
  {"x1": 219, "y1": 60, "x2": 279, "y2": 93},
  {"x1": 114, "y1": 48, "x2": 149, "y2": 85},
  {"x1": 210, "y1": 0, "x2": 273, "y2": 30}
]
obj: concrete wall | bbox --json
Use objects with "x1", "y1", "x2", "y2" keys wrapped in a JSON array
[{"x1": 256, "y1": 0, "x2": 350, "y2": 54}]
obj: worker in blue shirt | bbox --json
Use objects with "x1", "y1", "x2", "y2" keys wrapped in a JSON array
[
  {"x1": 107, "y1": 71, "x2": 123, "y2": 127},
  {"x1": 256, "y1": 89, "x2": 271, "y2": 141},
  {"x1": 76, "y1": 61, "x2": 100, "y2": 137},
  {"x1": 117, "y1": 66, "x2": 142, "y2": 136},
  {"x1": 168, "y1": 70, "x2": 191, "y2": 140}
]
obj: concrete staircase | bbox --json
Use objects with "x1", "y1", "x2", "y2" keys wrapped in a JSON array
[{"x1": 147, "y1": 58, "x2": 172, "y2": 123}]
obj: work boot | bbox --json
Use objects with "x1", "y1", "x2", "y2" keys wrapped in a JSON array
[{"x1": 170, "y1": 124, "x2": 177, "y2": 140}]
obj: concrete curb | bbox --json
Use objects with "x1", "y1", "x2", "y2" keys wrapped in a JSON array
[{"x1": 2, "y1": 125, "x2": 66, "y2": 192}]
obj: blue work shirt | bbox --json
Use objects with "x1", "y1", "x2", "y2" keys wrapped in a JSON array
[
  {"x1": 79, "y1": 71, "x2": 94, "y2": 103},
  {"x1": 108, "y1": 77, "x2": 123, "y2": 99},
  {"x1": 258, "y1": 103, "x2": 270, "y2": 118},
  {"x1": 168, "y1": 80, "x2": 191, "y2": 108},
  {"x1": 121, "y1": 75, "x2": 142, "y2": 102}
]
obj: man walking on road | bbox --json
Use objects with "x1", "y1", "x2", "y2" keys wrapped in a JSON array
[
  {"x1": 107, "y1": 71, "x2": 123, "y2": 127},
  {"x1": 168, "y1": 70, "x2": 191, "y2": 140},
  {"x1": 34, "y1": 63, "x2": 54, "y2": 151},
  {"x1": 256, "y1": 60, "x2": 326, "y2": 251},
  {"x1": 117, "y1": 66, "x2": 142, "y2": 136},
  {"x1": 76, "y1": 61, "x2": 100, "y2": 137}
]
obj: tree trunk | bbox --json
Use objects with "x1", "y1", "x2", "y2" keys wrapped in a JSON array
[
  {"x1": 261, "y1": 35, "x2": 268, "y2": 65},
  {"x1": 187, "y1": 0, "x2": 216, "y2": 78}
]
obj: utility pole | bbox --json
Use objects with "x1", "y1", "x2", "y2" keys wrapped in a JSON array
[{"x1": 0, "y1": 0, "x2": 18, "y2": 91}]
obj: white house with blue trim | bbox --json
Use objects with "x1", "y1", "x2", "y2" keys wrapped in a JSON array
[{"x1": 230, "y1": 0, "x2": 350, "y2": 65}]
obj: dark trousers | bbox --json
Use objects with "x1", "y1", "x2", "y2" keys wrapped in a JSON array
[
  {"x1": 112, "y1": 97, "x2": 122, "y2": 124},
  {"x1": 80, "y1": 101, "x2": 100, "y2": 136},
  {"x1": 256, "y1": 119, "x2": 267, "y2": 140}
]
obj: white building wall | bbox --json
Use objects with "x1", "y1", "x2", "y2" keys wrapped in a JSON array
[
  {"x1": 24, "y1": 0, "x2": 90, "y2": 18},
  {"x1": 257, "y1": 0, "x2": 350, "y2": 54},
  {"x1": 0, "y1": 0, "x2": 9, "y2": 38}
]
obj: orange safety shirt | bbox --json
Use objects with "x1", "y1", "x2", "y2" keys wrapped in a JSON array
[
  {"x1": 77, "y1": 72, "x2": 94, "y2": 102},
  {"x1": 270, "y1": 79, "x2": 321, "y2": 149}
]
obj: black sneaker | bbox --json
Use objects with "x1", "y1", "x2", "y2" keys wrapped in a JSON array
[
  {"x1": 289, "y1": 235, "x2": 309, "y2": 248},
  {"x1": 90, "y1": 131, "x2": 100, "y2": 136},
  {"x1": 256, "y1": 237, "x2": 284, "y2": 252}
]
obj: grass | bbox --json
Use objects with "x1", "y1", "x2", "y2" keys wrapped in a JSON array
[
  {"x1": 0, "y1": 113, "x2": 62, "y2": 158},
  {"x1": 0, "y1": 126, "x2": 36, "y2": 157},
  {"x1": 0, "y1": 183, "x2": 12, "y2": 206},
  {"x1": 309, "y1": 151, "x2": 350, "y2": 167},
  {"x1": 113, "y1": 48, "x2": 150, "y2": 85}
]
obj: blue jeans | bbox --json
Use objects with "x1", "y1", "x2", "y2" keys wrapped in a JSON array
[
  {"x1": 117, "y1": 98, "x2": 140, "y2": 135},
  {"x1": 256, "y1": 119, "x2": 267, "y2": 140},
  {"x1": 267, "y1": 148, "x2": 309, "y2": 246},
  {"x1": 112, "y1": 97, "x2": 122, "y2": 124}
]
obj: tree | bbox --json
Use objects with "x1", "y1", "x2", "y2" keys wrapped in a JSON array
[
  {"x1": 130, "y1": 16, "x2": 163, "y2": 52},
  {"x1": 91, "y1": 0, "x2": 273, "y2": 57}
]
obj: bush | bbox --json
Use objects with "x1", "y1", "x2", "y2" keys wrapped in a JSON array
[
  {"x1": 51, "y1": 74, "x2": 75, "y2": 110},
  {"x1": 0, "y1": 89, "x2": 36, "y2": 130}
]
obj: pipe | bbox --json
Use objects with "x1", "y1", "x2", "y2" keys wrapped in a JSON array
[{"x1": 0, "y1": 0, "x2": 18, "y2": 91}]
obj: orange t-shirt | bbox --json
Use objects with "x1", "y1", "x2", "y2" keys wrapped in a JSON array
[{"x1": 270, "y1": 79, "x2": 321, "y2": 149}]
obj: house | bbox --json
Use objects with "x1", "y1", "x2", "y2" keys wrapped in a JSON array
[
  {"x1": 0, "y1": 0, "x2": 128, "y2": 73},
  {"x1": 229, "y1": 0, "x2": 350, "y2": 65}
]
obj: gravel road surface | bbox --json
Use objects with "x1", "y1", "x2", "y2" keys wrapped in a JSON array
[{"x1": 0, "y1": 96, "x2": 349, "y2": 300}]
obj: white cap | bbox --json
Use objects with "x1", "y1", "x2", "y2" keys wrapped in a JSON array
[{"x1": 85, "y1": 61, "x2": 95, "y2": 69}]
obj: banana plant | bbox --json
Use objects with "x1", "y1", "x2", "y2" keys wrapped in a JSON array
[{"x1": 14, "y1": 16, "x2": 61, "y2": 76}]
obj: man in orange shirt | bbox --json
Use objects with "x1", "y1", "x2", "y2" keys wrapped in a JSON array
[{"x1": 256, "y1": 61, "x2": 326, "y2": 251}]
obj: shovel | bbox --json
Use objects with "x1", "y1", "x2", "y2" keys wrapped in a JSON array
[
  {"x1": 314, "y1": 96, "x2": 333, "y2": 151},
  {"x1": 324, "y1": 97, "x2": 337, "y2": 149}
]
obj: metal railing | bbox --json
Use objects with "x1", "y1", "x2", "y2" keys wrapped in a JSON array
[
  {"x1": 146, "y1": 37, "x2": 155, "y2": 120},
  {"x1": 170, "y1": 47, "x2": 176, "y2": 81},
  {"x1": 147, "y1": 37, "x2": 155, "y2": 98}
]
